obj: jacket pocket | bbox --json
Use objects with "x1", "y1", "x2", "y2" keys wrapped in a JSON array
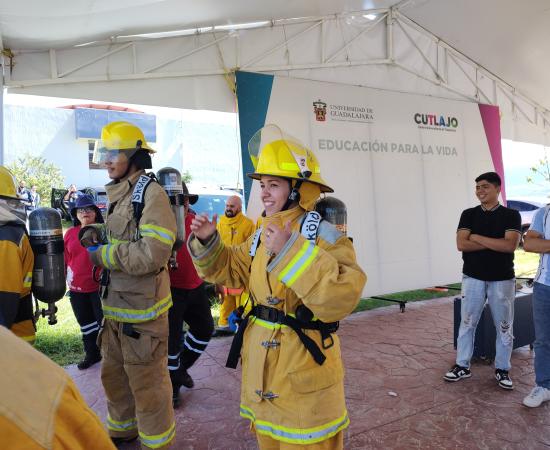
[{"x1": 288, "y1": 361, "x2": 344, "y2": 394}]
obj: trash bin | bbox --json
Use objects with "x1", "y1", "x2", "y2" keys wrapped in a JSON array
[{"x1": 453, "y1": 291, "x2": 535, "y2": 361}]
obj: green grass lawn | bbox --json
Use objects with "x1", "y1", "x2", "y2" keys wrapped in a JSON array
[{"x1": 33, "y1": 249, "x2": 542, "y2": 367}]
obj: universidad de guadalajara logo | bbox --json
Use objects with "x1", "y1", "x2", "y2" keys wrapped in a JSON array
[{"x1": 313, "y1": 100, "x2": 327, "y2": 121}]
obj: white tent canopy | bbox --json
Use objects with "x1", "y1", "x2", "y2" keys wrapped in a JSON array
[{"x1": 2, "y1": 0, "x2": 550, "y2": 144}]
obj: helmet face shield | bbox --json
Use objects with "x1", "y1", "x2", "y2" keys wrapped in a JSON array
[
  {"x1": 92, "y1": 142, "x2": 136, "y2": 165},
  {"x1": 0, "y1": 197, "x2": 26, "y2": 221},
  {"x1": 248, "y1": 125, "x2": 311, "y2": 176}
]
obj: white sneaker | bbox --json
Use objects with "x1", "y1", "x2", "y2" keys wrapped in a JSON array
[{"x1": 523, "y1": 386, "x2": 550, "y2": 408}]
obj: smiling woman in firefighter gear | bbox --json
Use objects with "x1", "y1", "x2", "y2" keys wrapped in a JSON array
[
  {"x1": 0, "y1": 166, "x2": 35, "y2": 343},
  {"x1": 79, "y1": 121, "x2": 177, "y2": 449},
  {"x1": 188, "y1": 125, "x2": 367, "y2": 449}
]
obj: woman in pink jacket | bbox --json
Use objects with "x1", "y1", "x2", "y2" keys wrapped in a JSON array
[{"x1": 64, "y1": 194, "x2": 104, "y2": 369}]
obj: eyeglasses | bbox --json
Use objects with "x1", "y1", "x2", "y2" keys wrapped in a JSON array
[{"x1": 77, "y1": 207, "x2": 95, "y2": 214}]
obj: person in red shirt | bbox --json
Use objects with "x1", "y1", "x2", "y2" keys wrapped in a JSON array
[
  {"x1": 168, "y1": 182, "x2": 214, "y2": 408},
  {"x1": 64, "y1": 194, "x2": 104, "y2": 370}
]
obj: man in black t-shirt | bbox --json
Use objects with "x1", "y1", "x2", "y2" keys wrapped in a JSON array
[{"x1": 444, "y1": 172, "x2": 521, "y2": 389}]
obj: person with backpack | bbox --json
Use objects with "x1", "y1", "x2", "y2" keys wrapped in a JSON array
[
  {"x1": 167, "y1": 182, "x2": 214, "y2": 408},
  {"x1": 78, "y1": 121, "x2": 176, "y2": 449},
  {"x1": 188, "y1": 125, "x2": 366, "y2": 449},
  {"x1": 64, "y1": 194, "x2": 104, "y2": 370}
]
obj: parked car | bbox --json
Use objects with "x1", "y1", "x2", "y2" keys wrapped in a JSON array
[
  {"x1": 188, "y1": 185, "x2": 244, "y2": 222},
  {"x1": 51, "y1": 186, "x2": 108, "y2": 221},
  {"x1": 507, "y1": 197, "x2": 549, "y2": 233}
]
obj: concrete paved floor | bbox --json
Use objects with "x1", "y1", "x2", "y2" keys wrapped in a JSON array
[{"x1": 67, "y1": 297, "x2": 550, "y2": 449}]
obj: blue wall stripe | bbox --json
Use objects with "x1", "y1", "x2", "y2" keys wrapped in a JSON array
[{"x1": 236, "y1": 71, "x2": 274, "y2": 208}]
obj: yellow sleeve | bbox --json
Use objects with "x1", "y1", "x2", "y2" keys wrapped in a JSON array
[
  {"x1": 0, "y1": 228, "x2": 24, "y2": 328},
  {"x1": 52, "y1": 380, "x2": 116, "y2": 450},
  {"x1": 267, "y1": 229, "x2": 366, "y2": 323},
  {"x1": 188, "y1": 231, "x2": 253, "y2": 290}
]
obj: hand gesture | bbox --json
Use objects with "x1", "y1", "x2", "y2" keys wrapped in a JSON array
[
  {"x1": 263, "y1": 221, "x2": 292, "y2": 255},
  {"x1": 79, "y1": 228, "x2": 100, "y2": 248},
  {"x1": 190, "y1": 213, "x2": 218, "y2": 242}
]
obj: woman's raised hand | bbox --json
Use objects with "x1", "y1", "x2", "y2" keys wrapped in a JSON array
[{"x1": 190, "y1": 213, "x2": 218, "y2": 242}]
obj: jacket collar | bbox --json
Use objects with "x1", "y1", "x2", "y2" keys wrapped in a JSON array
[
  {"x1": 262, "y1": 206, "x2": 304, "y2": 229},
  {"x1": 219, "y1": 211, "x2": 245, "y2": 227},
  {"x1": 105, "y1": 170, "x2": 145, "y2": 204}
]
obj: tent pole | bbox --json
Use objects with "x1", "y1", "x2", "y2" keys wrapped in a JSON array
[{"x1": 0, "y1": 33, "x2": 4, "y2": 166}]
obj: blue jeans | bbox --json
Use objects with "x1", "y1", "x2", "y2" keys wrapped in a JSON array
[
  {"x1": 533, "y1": 282, "x2": 550, "y2": 388},
  {"x1": 456, "y1": 275, "x2": 515, "y2": 370}
]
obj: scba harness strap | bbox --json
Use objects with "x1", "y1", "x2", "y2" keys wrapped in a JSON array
[
  {"x1": 248, "y1": 210, "x2": 322, "y2": 257},
  {"x1": 226, "y1": 305, "x2": 339, "y2": 369},
  {"x1": 131, "y1": 173, "x2": 156, "y2": 231}
]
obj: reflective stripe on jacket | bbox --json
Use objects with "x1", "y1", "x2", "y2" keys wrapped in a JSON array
[{"x1": 189, "y1": 205, "x2": 366, "y2": 445}]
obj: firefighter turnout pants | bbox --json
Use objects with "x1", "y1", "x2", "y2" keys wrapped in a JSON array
[
  {"x1": 168, "y1": 283, "x2": 214, "y2": 388},
  {"x1": 99, "y1": 314, "x2": 175, "y2": 449}
]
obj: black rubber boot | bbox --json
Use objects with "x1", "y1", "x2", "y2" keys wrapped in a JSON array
[{"x1": 77, "y1": 353, "x2": 102, "y2": 370}]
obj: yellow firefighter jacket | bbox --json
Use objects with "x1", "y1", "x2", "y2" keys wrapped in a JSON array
[
  {"x1": 0, "y1": 206, "x2": 35, "y2": 343},
  {"x1": 87, "y1": 170, "x2": 176, "y2": 323},
  {"x1": 0, "y1": 325, "x2": 116, "y2": 449},
  {"x1": 217, "y1": 212, "x2": 255, "y2": 247},
  {"x1": 189, "y1": 205, "x2": 366, "y2": 445}
]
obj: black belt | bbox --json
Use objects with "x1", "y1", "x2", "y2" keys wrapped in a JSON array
[{"x1": 226, "y1": 305, "x2": 339, "y2": 369}]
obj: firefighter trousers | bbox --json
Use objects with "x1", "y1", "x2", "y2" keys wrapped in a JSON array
[
  {"x1": 69, "y1": 290, "x2": 103, "y2": 358},
  {"x1": 99, "y1": 314, "x2": 175, "y2": 449},
  {"x1": 168, "y1": 283, "x2": 214, "y2": 388},
  {"x1": 256, "y1": 431, "x2": 343, "y2": 450}
]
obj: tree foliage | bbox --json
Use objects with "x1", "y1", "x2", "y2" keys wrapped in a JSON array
[
  {"x1": 7, "y1": 154, "x2": 65, "y2": 207},
  {"x1": 182, "y1": 170, "x2": 192, "y2": 183},
  {"x1": 526, "y1": 150, "x2": 550, "y2": 185}
]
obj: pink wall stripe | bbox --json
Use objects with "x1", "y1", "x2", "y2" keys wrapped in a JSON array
[{"x1": 478, "y1": 104, "x2": 506, "y2": 204}]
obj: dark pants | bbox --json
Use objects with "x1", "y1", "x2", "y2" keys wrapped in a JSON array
[
  {"x1": 69, "y1": 290, "x2": 103, "y2": 358},
  {"x1": 168, "y1": 283, "x2": 214, "y2": 386}
]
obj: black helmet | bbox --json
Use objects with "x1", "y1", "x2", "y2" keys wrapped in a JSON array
[{"x1": 182, "y1": 181, "x2": 198, "y2": 205}]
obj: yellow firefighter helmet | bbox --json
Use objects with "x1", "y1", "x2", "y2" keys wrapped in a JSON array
[
  {"x1": 247, "y1": 124, "x2": 333, "y2": 193},
  {"x1": 0, "y1": 166, "x2": 19, "y2": 200},
  {"x1": 93, "y1": 121, "x2": 155, "y2": 165}
]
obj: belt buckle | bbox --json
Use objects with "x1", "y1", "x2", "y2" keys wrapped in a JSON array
[{"x1": 268, "y1": 308, "x2": 279, "y2": 323}]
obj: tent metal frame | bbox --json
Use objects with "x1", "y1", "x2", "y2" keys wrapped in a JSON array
[{"x1": 2, "y1": 6, "x2": 549, "y2": 129}]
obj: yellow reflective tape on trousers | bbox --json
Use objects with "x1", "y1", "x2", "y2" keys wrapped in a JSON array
[
  {"x1": 240, "y1": 404, "x2": 349, "y2": 445},
  {"x1": 107, "y1": 415, "x2": 138, "y2": 432},
  {"x1": 278, "y1": 241, "x2": 319, "y2": 287},
  {"x1": 102, "y1": 294, "x2": 173, "y2": 323},
  {"x1": 139, "y1": 224, "x2": 175, "y2": 247},
  {"x1": 23, "y1": 272, "x2": 32, "y2": 288},
  {"x1": 139, "y1": 422, "x2": 176, "y2": 449}
]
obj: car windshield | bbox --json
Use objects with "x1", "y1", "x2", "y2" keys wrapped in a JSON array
[{"x1": 192, "y1": 194, "x2": 229, "y2": 221}]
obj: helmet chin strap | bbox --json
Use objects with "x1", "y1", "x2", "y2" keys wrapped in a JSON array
[{"x1": 282, "y1": 179, "x2": 303, "y2": 211}]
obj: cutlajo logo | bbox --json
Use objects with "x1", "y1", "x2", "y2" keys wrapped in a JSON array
[{"x1": 414, "y1": 113, "x2": 458, "y2": 128}]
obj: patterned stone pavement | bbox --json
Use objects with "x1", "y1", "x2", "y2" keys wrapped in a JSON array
[{"x1": 67, "y1": 297, "x2": 550, "y2": 449}]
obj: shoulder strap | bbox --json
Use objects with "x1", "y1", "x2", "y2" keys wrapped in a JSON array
[
  {"x1": 300, "y1": 211, "x2": 322, "y2": 243},
  {"x1": 131, "y1": 173, "x2": 156, "y2": 225},
  {"x1": 249, "y1": 226, "x2": 263, "y2": 257}
]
